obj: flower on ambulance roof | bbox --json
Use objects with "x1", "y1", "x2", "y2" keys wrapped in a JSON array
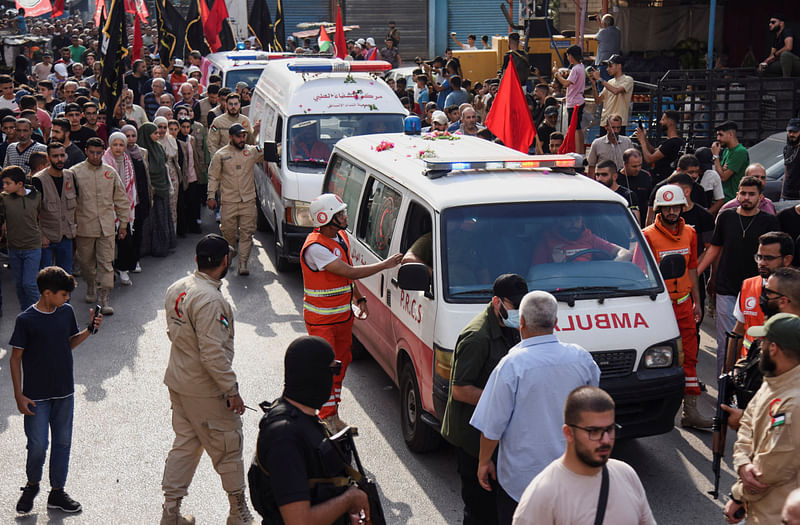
[{"x1": 374, "y1": 140, "x2": 394, "y2": 152}]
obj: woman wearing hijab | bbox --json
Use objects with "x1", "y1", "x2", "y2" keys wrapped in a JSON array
[
  {"x1": 153, "y1": 115, "x2": 183, "y2": 235},
  {"x1": 176, "y1": 116, "x2": 201, "y2": 235},
  {"x1": 102, "y1": 133, "x2": 137, "y2": 284},
  {"x1": 116, "y1": 125, "x2": 152, "y2": 274},
  {"x1": 137, "y1": 122, "x2": 176, "y2": 257}
]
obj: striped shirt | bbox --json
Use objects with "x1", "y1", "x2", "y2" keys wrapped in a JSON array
[{"x1": 3, "y1": 141, "x2": 48, "y2": 174}]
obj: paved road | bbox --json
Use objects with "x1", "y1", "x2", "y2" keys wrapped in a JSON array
[{"x1": 0, "y1": 221, "x2": 734, "y2": 524}]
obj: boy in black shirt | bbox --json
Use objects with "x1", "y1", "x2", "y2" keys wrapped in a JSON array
[
  {"x1": 697, "y1": 176, "x2": 780, "y2": 374},
  {"x1": 10, "y1": 266, "x2": 102, "y2": 514}
]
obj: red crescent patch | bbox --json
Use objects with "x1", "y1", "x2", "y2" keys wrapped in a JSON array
[
  {"x1": 174, "y1": 292, "x2": 186, "y2": 318},
  {"x1": 242, "y1": 149, "x2": 249, "y2": 156},
  {"x1": 103, "y1": 171, "x2": 113, "y2": 179},
  {"x1": 663, "y1": 190, "x2": 674, "y2": 201},
  {"x1": 317, "y1": 211, "x2": 328, "y2": 224}
]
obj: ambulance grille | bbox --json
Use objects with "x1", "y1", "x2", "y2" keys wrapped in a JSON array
[{"x1": 591, "y1": 350, "x2": 636, "y2": 378}]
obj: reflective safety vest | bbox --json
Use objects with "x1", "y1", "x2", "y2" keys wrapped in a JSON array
[
  {"x1": 642, "y1": 215, "x2": 697, "y2": 302},
  {"x1": 300, "y1": 230, "x2": 354, "y2": 326},
  {"x1": 739, "y1": 275, "x2": 765, "y2": 351}
]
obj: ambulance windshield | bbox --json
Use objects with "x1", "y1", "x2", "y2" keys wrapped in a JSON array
[
  {"x1": 287, "y1": 114, "x2": 404, "y2": 167},
  {"x1": 224, "y1": 69, "x2": 263, "y2": 90},
  {"x1": 442, "y1": 201, "x2": 663, "y2": 302}
]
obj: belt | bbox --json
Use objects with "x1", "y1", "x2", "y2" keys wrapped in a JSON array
[{"x1": 674, "y1": 293, "x2": 691, "y2": 305}]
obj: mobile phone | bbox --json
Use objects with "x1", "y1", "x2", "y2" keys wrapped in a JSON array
[{"x1": 88, "y1": 304, "x2": 101, "y2": 334}]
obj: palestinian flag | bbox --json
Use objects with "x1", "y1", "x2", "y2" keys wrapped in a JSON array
[{"x1": 318, "y1": 25, "x2": 332, "y2": 53}]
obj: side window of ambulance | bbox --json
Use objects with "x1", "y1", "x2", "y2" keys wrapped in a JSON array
[
  {"x1": 275, "y1": 116, "x2": 283, "y2": 145},
  {"x1": 357, "y1": 177, "x2": 402, "y2": 259},
  {"x1": 325, "y1": 155, "x2": 365, "y2": 234}
]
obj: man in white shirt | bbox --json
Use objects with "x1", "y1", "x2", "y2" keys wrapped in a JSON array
[
  {"x1": 513, "y1": 386, "x2": 656, "y2": 525},
  {"x1": 0, "y1": 75, "x2": 19, "y2": 112},
  {"x1": 589, "y1": 54, "x2": 634, "y2": 126}
]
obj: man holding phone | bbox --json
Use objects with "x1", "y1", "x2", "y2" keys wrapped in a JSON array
[{"x1": 589, "y1": 54, "x2": 633, "y2": 128}]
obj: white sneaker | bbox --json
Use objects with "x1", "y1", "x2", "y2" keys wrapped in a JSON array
[
  {"x1": 132, "y1": 262, "x2": 142, "y2": 273},
  {"x1": 119, "y1": 271, "x2": 132, "y2": 286}
]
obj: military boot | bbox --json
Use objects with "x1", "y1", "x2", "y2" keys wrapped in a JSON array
[
  {"x1": 681, "y1": 394, "x2": 713, "y2": 429},
  {"x1": 334, "y1": 414, "x2": 358, "y2": 436},
  {"x1": 84, "y1": 280, "x2": 97, "y2": 303},
  {"x1": 160, "y1": 498, "x2": 195, "y2": 525},
  {"x1": 226, "y1": 490, "x2": 255, "y2": 525},
  {"x1": 98, "y1": 288, "x2": 114, "y2": 316},
  {"x1": 238, "y1": 259, "x2": 249, "y2": 276}
]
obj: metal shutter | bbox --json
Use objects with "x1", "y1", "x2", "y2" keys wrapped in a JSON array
[
  {"x1": 344, "y1": 0, "x2": 429, "y2": 61},
  {"x1": 447, "y1": 1, "x2": 509, "y2": 45},
  {"x1": 262, "y1": 0, "x2": 330, "y2": 48}
]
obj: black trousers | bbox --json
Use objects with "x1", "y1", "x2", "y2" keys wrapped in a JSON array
[
  {"x1": 496, "y1": 483, "x2": 518, "y2": 525},
  {"x1": 176, "y1": 182, "x2": 200, "y2": 235},
  {"x1": 456, "y1": 447, "x2": 498, "y2": 525},
  {"x1": 115, "y1": 220, "x2": 141, "y2": 272}
]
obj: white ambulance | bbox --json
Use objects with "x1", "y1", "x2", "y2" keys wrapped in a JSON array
[
  {"x1": 321, "y1": 131, "x2": 685, "y2": 451},
  {"x1": 203, "y1": 51, "x2": 293, "y2": 90},
  {"x1": 250, "y1": 59, "x2": 407, "y2": 270}
]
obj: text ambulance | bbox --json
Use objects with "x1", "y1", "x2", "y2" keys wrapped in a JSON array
[
  {"x1": 321, "y1": 131, "x2": 685, "y2": 451},
  {"x1": 250, "y1": 59, "x2": 407, "y2": 270}
]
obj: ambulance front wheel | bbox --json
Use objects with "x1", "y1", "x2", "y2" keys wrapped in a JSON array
[
  {"x1": 272, "y1": 220, "x2": 291, "y2": 272},
  {"x1": 399, "y1": 359, "x2": 441, "y2": 453}
]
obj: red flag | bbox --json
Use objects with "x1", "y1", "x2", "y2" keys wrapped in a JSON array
[
  {"x1": 485, "y1": 60, "x2": 536, "y2": 153},
  {"x1": 51, "y1": 0, "x2": 64, "y2": 18},
  {"x1": 93, "y1": 0, "x2": 105, "y2": 26},
  {"x1": 334, "y1": 5, "x2": 346, "y2": 59},
  {"x1": 132, "y1": 16, "x2": 143, "y2": 61},
  {"x1": 124, "y1": 0, "x2": 149, "y2": 23},
  {"x1": 558, "y1": 105, "x2": 580, "y2": 154},
  {"x1": 202, "y1": 0, "x2": 228, "y2": 52}
]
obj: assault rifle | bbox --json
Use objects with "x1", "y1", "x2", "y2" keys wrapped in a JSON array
[
  {"x1": 331, "y1": 427, "x2": 387, "y2": 525},
  {"x1": 709, "y1": 331, "x2": 742, "y2": 499}
]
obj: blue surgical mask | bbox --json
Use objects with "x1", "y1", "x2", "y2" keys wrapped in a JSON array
[{"x1": 503, "y1": 309, "x2": 520, "y2": 329}]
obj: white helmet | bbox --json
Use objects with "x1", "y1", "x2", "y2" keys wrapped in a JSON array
[
  {"x1": 653, "y1": 184, "x2": 687, "y2": 210},
  {"x1": 310, "y1": 193, "x2": 347, "y2": 228}
]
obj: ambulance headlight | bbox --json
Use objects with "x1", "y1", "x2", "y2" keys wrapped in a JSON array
[
  {"x1": 643, "y1": 345, "x2": 673, "y2": 368},
  {"x1": 291, "y1": 201, "x2": 313, "y2": 227}
]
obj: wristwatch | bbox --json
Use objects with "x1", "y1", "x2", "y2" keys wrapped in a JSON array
[
  {"x1": 712, "y1": 155, "x2": 719, "y2": 160},
  {"x1": 728, "y1": 493, "x2": 743, "y2": 505}
]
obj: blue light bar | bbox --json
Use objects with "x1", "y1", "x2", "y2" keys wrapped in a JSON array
[{"x1": 287, "y1": 60, "x2": 392, "y2": 73}]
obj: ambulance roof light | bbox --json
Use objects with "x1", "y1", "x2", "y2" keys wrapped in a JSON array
[
  {"x1": 422, "y1": 156, "x2": 577, "y2": 177},
  {"x1": 287, "y1": 60, "x2": 392, "y2": 73}
]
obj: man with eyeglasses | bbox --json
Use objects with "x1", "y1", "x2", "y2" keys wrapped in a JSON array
[
  {"x1": 728, "y1": 232, "x2": 794, "y2": 364},
  {"x1": 723, "y1": 312, "x2": 800, "y2": 524},
  {"x1": 471, "y1": 291, "x2": 600, "y2": 524},
  {"x1": 758, "y1": 14, "x2": 800, "y2": 78},
  {"x1": 721, "y1": 164, "x2": 776, "y2": 215},
  {"x1": 512, "y1": 386, "x2": 655, "y2": 525},
  {"x1": 587, "y1": 115, "x2": 633, "y2": 177}
]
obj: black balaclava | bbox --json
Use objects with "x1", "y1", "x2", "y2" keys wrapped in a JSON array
[{"x1": 283, "y1": 336, "x2": 335, "y2": 410}]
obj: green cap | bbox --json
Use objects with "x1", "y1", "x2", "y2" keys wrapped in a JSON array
[{"x1": 747, "y1": 313, "x2": 800, "y2": 351}]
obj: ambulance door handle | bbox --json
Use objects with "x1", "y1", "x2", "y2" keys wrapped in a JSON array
[
  {"x1": 390, "y1": 278, "x2": 398, "y2": 287},
  {"x1": 380, "y1": 274, "x2": 384, "y2": 297}
]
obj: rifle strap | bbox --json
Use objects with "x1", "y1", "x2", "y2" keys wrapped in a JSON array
[{"x1": 594, "y1": 465, "x2": 609, "y2": 525}]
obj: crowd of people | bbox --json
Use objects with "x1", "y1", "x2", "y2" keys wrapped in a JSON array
[{"x1": 3, "y1": 7, "x2": 800, "y2": 525}]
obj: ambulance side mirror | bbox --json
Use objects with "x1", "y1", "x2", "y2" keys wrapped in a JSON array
[
  {"x1": 397, "y1": 263, "x2": 431, "y2": 291},
  {"x1": 263, "y1": 141, "x2": 279, "y2": 162},
  {"x1": 659, "y1": 254, "x2": 686, "y2": 281}
]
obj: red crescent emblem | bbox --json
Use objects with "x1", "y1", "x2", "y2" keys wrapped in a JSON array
[
  {"x1": 663, "y1": 190, "x2": 673, "y2": 201},
  {"x1": 174, "y1": 292, "x2": 186, "y2": 318},
  {"x1": 104, "y1": 171, "x2": 113, "y2": 179},
  {"x1": 317, "y1": 211, "x2": 328, "y2": 224}
]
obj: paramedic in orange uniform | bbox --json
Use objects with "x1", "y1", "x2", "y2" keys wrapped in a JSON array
[
  {"x1": 643, "y1": 184, "x2": 713, "y2": 430},
  {"x1": 300, "y1": 194, "x2": 403, "y2": 433}
]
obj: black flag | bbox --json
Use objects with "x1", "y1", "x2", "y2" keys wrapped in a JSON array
[
  {"x1": 99, "y1": 0, "x2": 128, "y2": 121},
  {"x1": 155, "y1": 0, "x2": 186, "y2": 67},
  {"x1": 219, "y1": 18, "x2": 237, "y2": 52},
  {"x1": 273, "y1": 0, "x2": 285, "y2": 51},
  {"x1": 248, "y1": 0, "x2": 274, "y2": 51},
  {"x1": 186, "y1": 0, "x2": 211, "y2": 55}
]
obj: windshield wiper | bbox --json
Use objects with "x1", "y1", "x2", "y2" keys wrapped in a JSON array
[
  {"x1": 450, "y1": 288, "x2": 495, "y2": 296},
  {"x1": 289, "y1": 159, "x2": 327, "y2": 167},
  {"x1": 550, "y1": 286, "x2": 620, "y2": 294}
]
